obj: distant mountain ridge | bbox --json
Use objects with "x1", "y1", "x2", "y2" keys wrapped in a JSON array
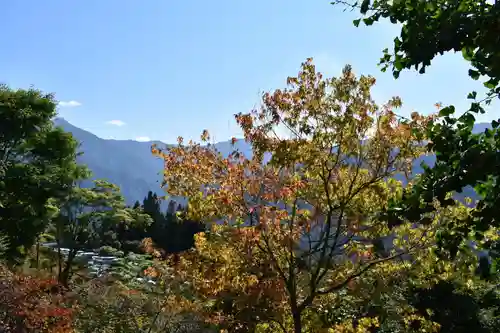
[
  {"x1": 54, "y1": 118, "x2": 490, "y2": 206},
  {"x1": 53, "y1": 118, "x2": 251, "y2": 206},
  {"x1": 53, "y1": 118, "x2": 164, "y2": 205}
]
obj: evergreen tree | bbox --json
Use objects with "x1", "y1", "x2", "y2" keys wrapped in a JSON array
[
  {"x1": 133, "y1": 191, "x2": 204, "y2": 254},
  {"x1": 142, "y1": 191, "x2": 161, "y2": 219}
]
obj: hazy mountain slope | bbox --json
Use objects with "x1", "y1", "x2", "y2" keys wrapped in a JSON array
[
  {"x1": 54, "y1": 118, "x2": 165, "y2": 204},
  {"x1": 53, "y1": 118, "x2": 251, "y2": 206},
  {"x1": 54, "y1": 118, "x2": 489, "y2": 205}
]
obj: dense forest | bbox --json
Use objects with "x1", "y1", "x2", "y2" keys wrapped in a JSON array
[{"x1": 1, "y1": 1, "x2": 500, "y2": 332}]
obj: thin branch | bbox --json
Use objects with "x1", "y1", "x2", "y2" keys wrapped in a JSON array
[{"x1": 316, "y1": 250, "x2": 406, "y2": 295}]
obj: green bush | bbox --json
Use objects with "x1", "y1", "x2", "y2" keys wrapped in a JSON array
[{"x1": 98, "y1": 246, "x2": 120, "y2": 257}]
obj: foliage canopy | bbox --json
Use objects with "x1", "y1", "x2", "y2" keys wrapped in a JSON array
[{"x1": 154, "y1": 59, "x2": 469, "y2": 332}]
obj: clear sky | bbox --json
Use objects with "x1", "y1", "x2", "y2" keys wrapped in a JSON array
[{"x1": 1, "y1": 1, "x2": 497, "y2": 143}]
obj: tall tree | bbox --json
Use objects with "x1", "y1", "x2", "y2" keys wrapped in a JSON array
[
  {"x1": 332, "y1": 0, "x2": 500, "y2": 258},
  {"x1": 162, "y1": 211, "x2": 204, "y2": 254},
  {"x1": 0, "y1": 84, "x2": 80, "y2": 259},
  {"x1": 52, "y1": 178, "x2": 152, "y2": 286},
  {"x1": 132, "y1": 200, "x2": 141, "y2": 210},
  {"x1": 141, "y1": 191, "x2": 167, "y2": 248},
  {"x1": 143, "y1": 191, "x2": 161, "y2": 219},
  {"x1": 139, "y1": 191, "x2": 203, "y2": 254},
  {"x1": 154, "y1": 60, "x2": 450, "y2": 332},
  {"x1": 330, "y1": 2, "x2": 500, "y2": 330}
]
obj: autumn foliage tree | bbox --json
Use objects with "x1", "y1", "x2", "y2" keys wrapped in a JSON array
[{"x1": 154, "y1": 59, "x2": 456, "y2": 332}]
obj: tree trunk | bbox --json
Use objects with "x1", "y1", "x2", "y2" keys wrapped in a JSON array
[
  {"x1": 292, "y1": 311, "x2": 302, "y2": 333},
  {"x1": 59, "y1": 249, "x2": 77, "y2": 287},
  {"x1": 57, "y1": 245, "x2": 62, "y2": 277},
  {"x1": 35, "y1": 238, "x2": 40, "y2": 270}
]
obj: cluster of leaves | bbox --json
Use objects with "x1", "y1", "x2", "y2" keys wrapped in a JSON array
[
  {"x1": 109, "y1": 252, "x2": 156, "y2": 288},
  {"x1": 168, "y1": 224, "x2": 289, "y2": 332},
  {"x1": 327, "y1": 2, "x2": 500, "y2": 331},
  {"x1": 333, "y1": 0, "x2": 500, "y2": 259},
  {"x1": 0, "y1": 84, "x2": 80, "y2": 260},
  {"x1": 408, "y1": 279, "x2": 500, "y2": 333},
  {"x1": 0, "y1": 265, "x2": 74, "y2": 332},
  {"x1": 72, "y1": 279, "x2": 160, "y2": 333},
  {"x1": 390, "y1": 115, "x2": 500, "y2": 259},
  {"x1": 154, "y1": 59, "x2": 469, "y2": 332},
  {"x1": 49, "y1": 178, "x2": 153, "y2": 286},
  {"x1": 339, "y1": 0, "x2": 500, "y2": 95},
  {"x1": 73, "y1": 274, "x2": 216, "y2": 333}
]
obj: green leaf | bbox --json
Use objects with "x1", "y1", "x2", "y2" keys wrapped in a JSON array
[
  {"x1": 394, "y1": 59, "x2": 403, "y2": 71},
  {"x1": 458, "y1": 112, "x2": 475, "y2": 128},
  {"x1": 353, "y1": 19, "x2": 361, "y2": 27},
  {"x1": 363, "y1": 17, "x2": 374, "y2": 26},
  {"x1": 439, "y1": 106, "x2": 455, "y2": 117},
  {"x1": 425, "y1": 2, "x2": 437, "y2": 11},
  {"x1": 484, "y1": 79, "x2": 496, "y2": 89},
  {"x1": 467, "y1": 91, "x2": 477, "y2": 100},
  {"x1": 394, "y1": 37, "x2": 401, "y2": 48},
  {"x1": 360, "y1": 0, "x2": 370, "y2": 14},
  {"x1": 469, "y1": 69, "x2": 480, "y2": 80},
  {"x1": 457, "y1": 1, "x2": 469, "y2": 12},
  {"x1": 469, "y1": 102, "x2": 484, "y2": 114},
  {"x1": 461, "y1": 48, "x2": 474, "y2": 61}
]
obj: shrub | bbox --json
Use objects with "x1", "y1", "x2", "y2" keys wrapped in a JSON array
[
  {"x1": 97, "y1": 246, "x2": 120, "y2": 257},
  {"x1": 0, "y1": 265, "x2": 74, "y2": 332}
]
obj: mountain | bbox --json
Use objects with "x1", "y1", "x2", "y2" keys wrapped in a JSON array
[
  {"x1": 53, "y1": 118, "x2": 166, "y2": 205},
  {"x1": 54, "y1": 118, "x2": 490, "y2": 205},
  {"x1": 53, "y1": 118, "x2": 250, "y2": 206}
]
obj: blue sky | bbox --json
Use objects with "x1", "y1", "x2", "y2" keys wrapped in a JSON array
[{"x1": 2, "y1": 1, "x2": 497, "y2": 143}]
